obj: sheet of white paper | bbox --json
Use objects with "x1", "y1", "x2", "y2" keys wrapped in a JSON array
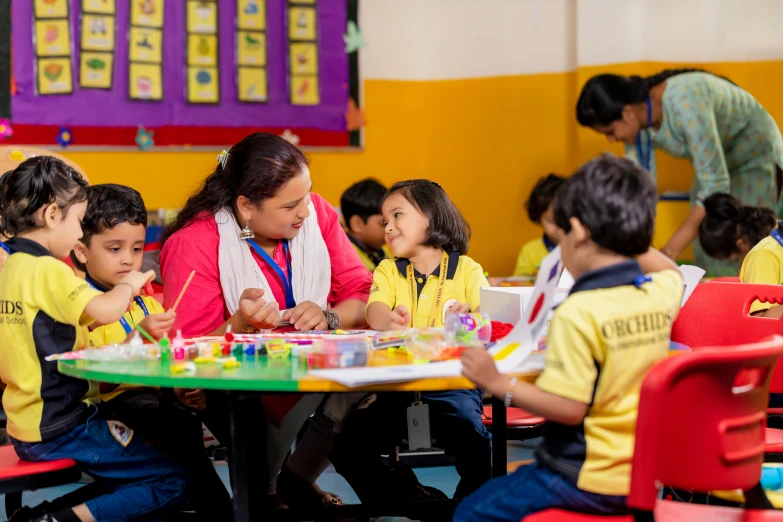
[
  {"x1": 558, "y1": 268, "x2": 575, "y2": 290},
  {"x1": 679, "y1": 265, "x2": 706, "y2": 306},
  {"x1": 522, "y1": 246, "x2": 566, "y2": 346}
]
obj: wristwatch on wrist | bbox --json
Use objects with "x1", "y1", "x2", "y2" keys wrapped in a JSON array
[{"x1": 325, "y1": 310, "x2": 340, "y2": 330}]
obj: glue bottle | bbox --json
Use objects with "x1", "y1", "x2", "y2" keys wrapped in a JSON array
[
  {"x1": 762, "y1": 466, "x2": 783, "y2": 490},
  {"x1": 159, "y1": 332, "x2": 171, "y2": 362},
  {"x1": 173, "y1": 330, "x2": 185, "y2": 361}
]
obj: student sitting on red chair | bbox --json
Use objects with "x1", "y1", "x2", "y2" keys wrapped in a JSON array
[{"x1": 456, "y1": 154, "x2": 684, "y2": 521}]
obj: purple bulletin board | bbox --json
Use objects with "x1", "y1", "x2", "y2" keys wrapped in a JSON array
[{"x1": 7, "y1": 0, "x2": 359, "y2": 148}]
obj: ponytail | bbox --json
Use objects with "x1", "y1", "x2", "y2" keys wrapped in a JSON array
[
  {"x1": 577, "y1": 68, "x2": 735, "y2": 127},
  {"x1": 699, "y1": 193, "x2": 776, "y2": 260},
  {"x1": 161, "y1": 132, "x2": 308, "y2": 246},
  {"x1": 0, "y1": 156, "x2": 88, "y2": 237}
]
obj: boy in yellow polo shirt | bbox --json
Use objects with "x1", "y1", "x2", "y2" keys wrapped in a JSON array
[
  {"x1": 0, "y1": 157, "x2": 188, "y2": 522},
  {"x1": 71, "y1": 184, "x2": 231, "y2": 521},
  {"x1": 514, "y1": 174, "x2": 565, "y2": 277},
  {"x1": 456, "y1": 154, "x2": 683, "y2": 520},
  {"x1": 331, "y1": 180, "x2": 491, "y2": 503},
  {"x1": 340, "y1": 178, "x2": 391, "y2": 271}
]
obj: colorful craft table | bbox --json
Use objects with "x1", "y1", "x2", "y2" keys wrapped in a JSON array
[{"x1": 59, "y1": 356, "x2": 540, "y2": 522}]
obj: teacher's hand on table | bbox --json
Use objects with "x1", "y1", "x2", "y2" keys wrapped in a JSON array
[
  {"x1": 284, "y1": 301, "x2": 328, "y2": 331},
  {"x1": 238, "y1": 288, "x2": 281, "y2": 332},
  {"x1": 175, "y1": 388, "x2": 207, "y2": 411}
]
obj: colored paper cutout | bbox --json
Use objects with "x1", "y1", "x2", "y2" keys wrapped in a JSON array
[
  {"x1": 237, "y1": 31, "x2": 266, "y2": 66},
  {"x1": 34, "y1": 20, "x2": 72, "y2": 57},
  {"x1": 186, "y1": 1, "x2": 218, "y2": 34},
  {"x1": 129, "y1": 62, "x2": 163, "y2": 100},
  {"x1": 343, "y1": 20, "x2": 364, "y2": 53},
  {"x1": 237, "y1": 0, "x2": 265, "y2": 30},
  {"x1": 187, "y1": 34, "x2": 218, "y2": 66},
  {"x1": 289, "y1": 42, "x2": 317, "y2": 74},
  {"x1": 290, "y1": 75, "x2": 319, "y2": 105},
  {"x1": 135, "y1": 125, "x2": 154, "y2": 150},
  {"x1": 128, "y1": 27, "x2": 162, "y2": 63},
  {"x1": 280, "y1": 129, "x2": 300, "y2": 146},
  {"x1": 288, "y1": 7, "x2": 316, "y2": 41},
  {"x1": 57, "y1": 127, "x2": 73, "y2": 147},
  {"x1": 81, "y1": 15, "x2": 116, "y2": 52},
  {"x1": 34, "y1": 0, "x2": 69, "y2": 18},
  {"x1": 187, "y1": 67, "x2": 219, "y2": 104},
  {"x1": 344, "y1": 98, "x2": 365, "y2": 131},
  {"x1": 82, "y1": 0, "x2": 116, "y2": 15},
  {"x1": 131, "y1": 0, "x2": 164, "y2": 28},
  {"x1": 0, "y1": 119, "x2": 13, "y2": 139},
  {"x1": 37, "y1": 57, "x2": 73, "y2": 95},
  {"x1": 79, "y1": 52, "x2": 114, "y2": 89},
  {"x1": 237, "y1": 66, "x2": 268, "y2": 102}
]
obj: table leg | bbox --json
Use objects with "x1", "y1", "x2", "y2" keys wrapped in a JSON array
[
  {"x1": 491, "y1": 396, "x2": 507, "y2": 477},
  {"x1": 230, "y1": 391, "x2": 268, "y2": 522}
]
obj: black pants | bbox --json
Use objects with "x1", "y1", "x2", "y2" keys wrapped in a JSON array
[
  {"x1": 330, "y1": 390, "x2": 491, "y2": 503},
  {"x1": 99, "y1": 389, "x2": 232, "y2": 521}
]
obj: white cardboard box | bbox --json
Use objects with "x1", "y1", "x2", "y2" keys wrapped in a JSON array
[{"x1": 480, "y1": 287, "x2": 535, "y2": 324}]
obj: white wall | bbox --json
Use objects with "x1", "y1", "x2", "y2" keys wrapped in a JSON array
[{"x1": 359, "y1": 0, "x2": 783, "y2": 81}]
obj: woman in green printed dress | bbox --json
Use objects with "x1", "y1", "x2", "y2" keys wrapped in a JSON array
[{"x1": 576, "y1": 69, "x2": 783, "y2": 276}]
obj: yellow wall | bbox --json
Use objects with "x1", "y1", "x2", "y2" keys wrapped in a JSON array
[{"x1": 60, "y1": 60, "x2": 783, "y2": 275}]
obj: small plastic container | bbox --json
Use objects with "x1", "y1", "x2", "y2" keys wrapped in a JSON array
[
  {"x1": 445, "y1": 313, "x2": 492, "y2": 345},
  {"x1": 323, "y1": 336, "x2": 369, "y2": 367}
]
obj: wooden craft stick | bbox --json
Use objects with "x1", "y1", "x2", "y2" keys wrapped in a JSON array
[{"x1": 170, "y1": 270, "x2": 196, "y2": 313}]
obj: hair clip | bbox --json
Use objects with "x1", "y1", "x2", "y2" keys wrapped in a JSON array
[{"x1": 217, "y1": 150, "x2": 229, "y2": 169}]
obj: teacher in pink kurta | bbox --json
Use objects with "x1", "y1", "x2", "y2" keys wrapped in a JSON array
[{"x1": 159, "y1": 133, "x2": 371, "y2": 507}]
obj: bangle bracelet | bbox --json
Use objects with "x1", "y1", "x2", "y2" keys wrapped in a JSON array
[{"x1": 504, "y1": 376, "x2": 519, "y2": 408}]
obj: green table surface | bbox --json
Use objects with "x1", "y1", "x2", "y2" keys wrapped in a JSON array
[
  {"x1": 57, "y1": 354, "x2": 521, "y2": 393},
  {"x1": 58, "y1": 356, "x2": 313, "y2": 392}
]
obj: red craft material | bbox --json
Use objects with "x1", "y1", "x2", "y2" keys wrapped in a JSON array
[{"x1": 489, "y1": 321, "x2": 513, "y2": 342}]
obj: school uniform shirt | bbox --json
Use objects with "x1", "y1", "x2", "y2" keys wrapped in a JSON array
[
  {"x1": 0, "y1": 237, "x2": 102, "y2": 442},
  {"x1": 87, "y1": 277, "x2": 165, "y2": 402},
  {"x1": 513, "y1": 235, "x2": 556, "y2": 277},
  {"x1": 160, "y1": 193, "x2": 373, "y2": 337},
  {"x1": 368, "y1": 252, "x2": 489, "y2": 327},
  {"x1": 534, "y1": 261, "x2": 683, "y2": 496},
  {"x1": 347, "y1": 233, "x2": 392, "y2": 272},
  {"x1": 740, "y1": 231, "x2": 783, "y2": 314}
]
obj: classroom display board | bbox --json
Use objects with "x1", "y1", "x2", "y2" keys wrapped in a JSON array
[{"x1": 6, "y1": 0, "x2": 359, "y2": 148}]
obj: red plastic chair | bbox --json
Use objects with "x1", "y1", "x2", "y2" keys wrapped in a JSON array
[
  {"x1": 671, "y1": 282, "x2": 783, "y2": 457},
  {"x1": 0, "y1": 445, "x2": 81, "y2": 519},
  {"x1": 482, "y1": 405, "x2": 544, "y2": 440},
  {"x1": 525, "y1": 336, "x2": 783, "y2": 521}
]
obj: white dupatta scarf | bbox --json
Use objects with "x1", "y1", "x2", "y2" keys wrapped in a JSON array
[{"x1": 214, "y1": 205, "x2": 331, "y2": 315}]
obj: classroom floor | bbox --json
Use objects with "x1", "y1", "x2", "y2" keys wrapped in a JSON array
[{"x1": 0, "y1": 441, "x2": 538, "y2": 521}]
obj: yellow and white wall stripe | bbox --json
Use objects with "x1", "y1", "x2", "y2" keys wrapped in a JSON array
[{"x1": 65, "y1": 0, "x2": 783, "y2": 274}]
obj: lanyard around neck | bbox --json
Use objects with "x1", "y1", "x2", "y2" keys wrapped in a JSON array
[
  {"x1": 246, "y1": 238, "x2": 297, "y2": 309},
  {"x1": 770, "y1": 223, "x2": 783, "y2": 249},
  {"x1": 0, "y1": 242, "x2": 11, "y2": 254},
  {"x1": 406, "y1": 251, "x2": 449, "y2": 328},
  {"x1": 85, "y1": 277, "x2": 149, "y2": 334},
  {"x1": 635, "y1": 97, "x2": 653, "y2": 172}
]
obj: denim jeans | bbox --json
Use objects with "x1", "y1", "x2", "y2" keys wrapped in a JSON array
[
  {"x1": 12, "y1": 406, "x2": 190, "y2": 522},
  {"x1": 453, "y1": 461, "x2": 628, "y2": 522},
  {"x1": 421, "y1": 389, "x2": 491, "y2": 498}
]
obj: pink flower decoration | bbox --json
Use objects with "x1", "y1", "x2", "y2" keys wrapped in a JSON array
[{"x1": 0, "y1": 119, "x2": 13, "y2": 139}]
